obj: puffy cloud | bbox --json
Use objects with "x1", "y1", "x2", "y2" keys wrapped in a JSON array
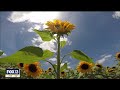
[
  {"x1": 96, "y1": 54, "x2": 112, "y2": 64},
  {"x1": 8, "y1": 12, "x2": 61, "y2": 33},
  {"x1": 8, "y1": 12, "x2": 60, "y2": 23},
  {"x1": 31, "y1": 34, "x2": 72, "y2": 52},
  {"x1": 49, "y1": 58, "x2": 57, "y2": 62},
  {"x1": 112, "y1": 11, "x2": 120, "y2": 19},
  {"x1": 32, "y1": 35, "x2": 57, "y2": 52},
  {"x1": 39, "y1": 40, "x2": 57, "y2": 52}
]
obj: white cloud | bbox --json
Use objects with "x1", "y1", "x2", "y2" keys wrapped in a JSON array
[
  {"x1": 8, "y1": 12, "x2": 60, "y2": 23},
  {"x1": 49, "y1": 58, "x2": 57, "y2": 62},
  {"x1": 31, "y1": 36, "x2": 42, "y2": 46},
  {"x1": 8, "y1": 12, "x2": 61, "y2": 33},
  {"x1": 112, "y1": 11, "x2": 120, "y2": 19},
  {"x1": 31, "y1": 35, "x2": 57, "y2": 52},
  {"x1": 28, "y1": 23, "x2": 45, "y2": 32},
  {"x1": 7, "y1": 12, "x2": 61, "y2": 34},
  {"x1": 8, "y1": 12, "x2": 30, "y2": 22},
  {"x1": 39, "y1": 40, "x2": 57, "y2": 52},
  {"x1": 31, "y1": 34, "x2": 72, "y2": 52},
  {"x1": 28, "y1": 27, "x2": 34, "y2": 32},
  {"x1": 96, "y1": 54, "x2": 112, "y2": 64}
]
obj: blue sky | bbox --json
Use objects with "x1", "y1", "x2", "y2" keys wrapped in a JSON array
[{"x1": 0, "y1": 11, "x2": 120, "y2": 69}]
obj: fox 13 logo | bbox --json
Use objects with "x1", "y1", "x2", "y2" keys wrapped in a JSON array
[{"x1": 5, "y1": 69, "x2": 20, "y2": 78}]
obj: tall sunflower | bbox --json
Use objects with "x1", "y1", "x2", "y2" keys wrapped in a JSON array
[
  {"x1": 23, "y1": 62, "x2": 43, "y2": 78},
  {"x1": 115, "y1": 52, "x2": 120, "y2": 60},
  {"x1": 45, "y1": 19, "x2": 75, "y2": 35},
  {"x1": 77, "y1": 61, "x2": 94, "y2": 73}
]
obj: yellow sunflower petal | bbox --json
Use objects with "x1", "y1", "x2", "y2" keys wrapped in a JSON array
[
  {"x1": 45, "y1": 19, "x2": 75, "y2": 35},
  {"x1": 53, "y1": 19, "x2": 62, "y2": 25}
]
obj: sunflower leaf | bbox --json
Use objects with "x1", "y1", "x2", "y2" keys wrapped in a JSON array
[
  {"x1": 34, "y1": 29, "x2": 53, "y2": 41},
  {"x1": 60, "y1": 41, "x2": 67, "y2": 48},
  {"x1": 0, "y1": 46, "x2": 54, "y2": 64},
  {"x1": 0, "y1": 46, "x2": 44, "y2": 63},
  {"x1": 0, "y1": 50, "x2": 4, "y2": 56},
  {"x1": 70, "y1": 50, "x2": 94, "y2": 63},
  {"x1": 61, "y1": 63, "x2": 67, "y2": 71},
  {"x1": 39, "y1": 50, "x2": 54, "y2": 60}
]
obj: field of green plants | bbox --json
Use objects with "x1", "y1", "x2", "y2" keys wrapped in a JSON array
[{"x1": 0, "y1": 60, "x2": 120, "y2": 79}]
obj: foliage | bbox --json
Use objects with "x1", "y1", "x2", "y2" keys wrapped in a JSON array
[
  {"x1": 0, "y1": 46, "x2": 54, "y2": 63},
  {"x1": 0, "y1": 51, "x2": 4, "y2": 56}
]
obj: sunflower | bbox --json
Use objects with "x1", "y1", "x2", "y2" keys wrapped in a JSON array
[
  {"x1": 45, "y1": 19, "x2": 75, "y2": 35},
  {"x1": 115, "y1": 52, "x2": 120, "y2": 60},
  {"x1": 77, "y1": 61, "x2": 94, "y2": 73},
  {"x1": 23, "y1": 62, "x2": 42, "y2": 78},
  {"x1": 108, "y1": 68, "x2": 114, "y2": 72},
  {"x1": 47, "y1": 67, "x2": 53, "y2": 73},
  {"x1": 18, "y1": 63, "x2": 24, "y2": 68},
  {"x1": 60, "y1": 71, "x2": 66, "y2": 77},
  {"x1": 95, "y1": 63, "x2": 103, "y2": 68},
  {"x1": 44, "y1": 70, "x2": 48, "y2": 74},
  {"x1": 112, "y1": 66, "x2": 116, "y2": 69}
]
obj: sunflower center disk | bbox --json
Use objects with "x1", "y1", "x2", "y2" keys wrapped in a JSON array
[
  {"x1": 96, "y1": 65, "x2": 102, "y2": 68},
  {"x1": 81, "y1": 64, "x2": 89, "y2": 70},
  {"x1": 29, "y1": 64, "x2": 37, "y2": 72},
  {"x1": 118, "y1": 54, "x2": 120, "y2": 58},
  {"x1": 20, "y1": 63, "x2": 23, "y2": 67},
  {"x1": 61, "y1": 72, "x2": 65, "y2": 74}
]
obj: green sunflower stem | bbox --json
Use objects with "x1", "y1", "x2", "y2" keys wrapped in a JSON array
[{"x1": 57, "y1": 34, "x2": 61, "y2": 79}]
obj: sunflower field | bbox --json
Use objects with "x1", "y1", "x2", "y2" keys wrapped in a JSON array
[{"x1": 0, "y1": 19, "x2": 120, "y2": 79}]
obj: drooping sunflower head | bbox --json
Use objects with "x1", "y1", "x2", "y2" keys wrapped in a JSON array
[
  {"x1": 18, "y1": 63, "x2": 24, "y2": 68},
  {"x1": 45, "y1": 19, "x2": 75, "y2": 35},
  {"x1": 77, "y1": 61, "x2": 94, "y2": 73},
  {"x1": 115, "y1": 52, "x2": 120, "y2": 60},
  {"x1": 23, "y1": 62, "x2": 43, "y2": 78}
]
